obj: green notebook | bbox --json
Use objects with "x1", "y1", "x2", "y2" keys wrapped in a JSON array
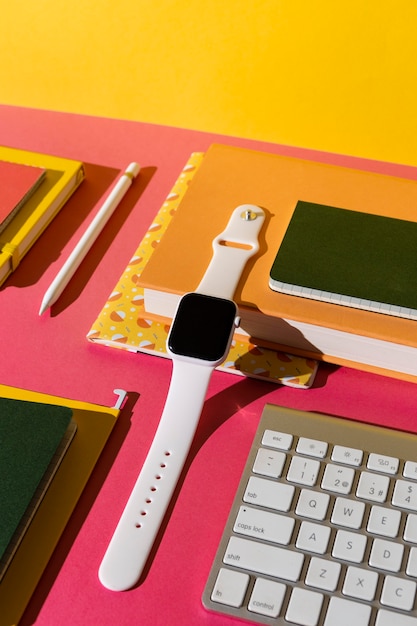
[
  {"x1": 269, "y1": 200, "x2": 417, "y2": 320},
  {"x1": 0, "y1": 398, "x2": 76, "y2": 579}
]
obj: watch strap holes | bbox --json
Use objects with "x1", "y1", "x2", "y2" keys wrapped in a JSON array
[
  {"x1": 135, "y1": 510, "x2": 147, "y2": 528},
  {"x1": 133, "y1": 452, "x2": 173, "y2": 530}
]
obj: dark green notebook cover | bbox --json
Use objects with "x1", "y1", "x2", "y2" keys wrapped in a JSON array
[
  {"x1": 0, "y1": 398, "x2": 74, "y2": 576},
  {"x1": 269, "y1": 201, "x2": 417, "y2": 318}
]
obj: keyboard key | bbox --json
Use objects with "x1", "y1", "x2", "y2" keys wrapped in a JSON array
[
  {"x1": 367, "y1": 452, "x2": 399, "y2": 475},
  {"x1": 252, "y1": 448, "x2": 286, "y2": 478},
  {"x1": 285, "y1": 587, "x2": 324, "y2": 626},
  {"x1": 287, "y1": 455, "x2": 320, "y2": 486},
  {"x1": 407, "y1": 546, "x2": 417, "y2": 577},
  {"x1": 380, "y1": 574, "x2": 416, "y2": 611},
  {"x1": 369, "y1": 538, "x2": 404, "y2": 572},
  {"x1": 376, "y1": 609, "x2": 417, "y2": 625},
  {"x1": 296, "y1": 488, "x2": 330, "y2": 521},
  {"x1": 261, "y1": 429, "x2": 292, "y2": 450},
  {"x1": 404, "y1": 514, "x2": 417, "y2": 543},
  {"x1": 233, "y1": 505, "x2": 295, "y2": 545},
  {"x1": 332, "y1": 529, "x2": 367, "y2": 563},
  {"x1": 356, "y1": 471, "x2": 390, "y2": 503},
  {"x1": 296, "y1": 521, "x2": 331, "y2": 554},
  {"x1": 223, "y1": 536, "x2": 304, "y2": 582},
  {"x1": 331, "y1": 444, "x2": 363, "y2": 467},
  {"x1": 392, "y1": 480, "x2": 417, "y2": 511},
  {"x1": 324, "y1": 596, "x2": 372, "y2": 626},
  {"x1": 367, "y1": 505, "x2": 401, "y2": 538},
  {"x1": 331, "y1": 496, "x2": 365, "y2": 529},
  {"x1": 210, "y1": 568, "x2": 249, "y2": 607},
  {"x1": 248, "y1": 577, "x2": 286, "y2": 618},
  {"x1": 243, "y1": 476, "x2": 295, "y2": 512},
  {"x1": 321, "y1": 463, "x2": 355, "y2": 494},
  {"x1": 296, "y1": 437, "x2": 328, "y2": 458},
  {"x1": 342, "y1": 565, "x2": 378, "y2": 601},
  {"x1": 305, "y1": 556, "x2": 341, "y2": 592},
  {"x1": 404, "y1": 461, "x2": 417, "y2": 480}
]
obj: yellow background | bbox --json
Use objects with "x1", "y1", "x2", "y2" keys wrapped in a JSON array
[{"x1": 1, "y1": 1, "x2": 417, "y2": 165}]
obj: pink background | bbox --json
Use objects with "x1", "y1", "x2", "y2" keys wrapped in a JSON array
[{"x1": 2, "y1": 106, "x2": 417, "y2": 625}]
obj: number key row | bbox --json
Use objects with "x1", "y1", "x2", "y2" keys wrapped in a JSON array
[
  {"x1": 252, "y1": 453, "x2": 417, "y2": 511},
  {"x1": 261, "y1": 429, "x2": 417, "y2": 481}
]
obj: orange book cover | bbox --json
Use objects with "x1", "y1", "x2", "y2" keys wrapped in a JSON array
[{"x1": 138, "y1": 144, "x2": 417, "y2": 381}]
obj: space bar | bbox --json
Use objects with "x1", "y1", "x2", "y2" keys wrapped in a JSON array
[
  {"x1": 376, "y1": 609, "x2": 417, "y2": 625},
  {"x1": 223, "y1": 536, "x2": 304, "y2": 582}
]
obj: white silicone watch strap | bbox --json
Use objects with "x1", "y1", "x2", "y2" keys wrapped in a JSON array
[
  {"x1": 196, "y1": 204, "x2": 265, "y2": 299},
  {"x1": 99, "y1": 204, "x2": 264, "y2": 591},
  {"x1": 99, "y1": 360, "x2": 213, "y2": 591}
]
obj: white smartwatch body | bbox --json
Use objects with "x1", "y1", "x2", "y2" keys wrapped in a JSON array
[{"x1": 99, "y1": 204, "x2": 265, "y2": 591}]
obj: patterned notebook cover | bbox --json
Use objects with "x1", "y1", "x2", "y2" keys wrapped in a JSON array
[{"x1": 87, "y1": 153, "x2": 318, "y2": 389}]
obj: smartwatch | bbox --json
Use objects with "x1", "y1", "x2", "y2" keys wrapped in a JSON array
[{"x1": 99, "y1": 204, "x2": 265, "y2": 591}]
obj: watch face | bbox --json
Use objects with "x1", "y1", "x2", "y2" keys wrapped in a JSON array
[{"x1": 168, "y1": 293, "x2": 237, "y2": 362}]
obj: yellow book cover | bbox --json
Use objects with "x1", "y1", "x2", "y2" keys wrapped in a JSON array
[
  {"x1": 87, "y1": 152, "x2": 318, "y2": 389},
  {"x1": 0, "y1": 385, "x2": 123, "y2": 626},
  {"x1": 0, "y1": 146, "x2": 84, "y2": 286}
]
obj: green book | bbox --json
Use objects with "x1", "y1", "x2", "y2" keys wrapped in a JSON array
[
  {"x1": 0, "y1": 398, "x2": 76, "y2": 579},
  {"x1": 269, "y1": 200, "x2": 417, "y2": 320}
]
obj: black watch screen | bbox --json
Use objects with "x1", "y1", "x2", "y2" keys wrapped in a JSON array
[{"x1": 168, "y1": 293, "x2": 237, "y2": 362}]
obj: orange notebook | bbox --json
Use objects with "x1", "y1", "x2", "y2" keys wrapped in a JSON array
[{"x1": 138, "y1": 144, "x2": 417, "y2": 383}]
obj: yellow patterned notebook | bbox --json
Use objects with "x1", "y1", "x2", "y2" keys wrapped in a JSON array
[{"x1": 87, "y1": 153, "x2": 318, "y2": 389}]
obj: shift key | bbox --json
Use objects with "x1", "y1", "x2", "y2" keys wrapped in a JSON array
[{"x1": 223, "y1": 536, "x2": 304, "y2": 582}]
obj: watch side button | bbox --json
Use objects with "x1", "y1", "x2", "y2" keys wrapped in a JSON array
[{"x1": 234, "y1": 316, "x2": 241, "y2": 328}]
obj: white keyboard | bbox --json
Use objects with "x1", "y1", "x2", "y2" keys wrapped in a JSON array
[{"x1": 202, "y1": 404, "x2": 417, "y2": 625}]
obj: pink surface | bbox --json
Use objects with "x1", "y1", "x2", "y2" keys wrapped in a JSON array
[{"x1": 1, "y1": 105, "x2": 417, "y2": 626}]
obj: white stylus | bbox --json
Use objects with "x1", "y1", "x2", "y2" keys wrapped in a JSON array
[{"x1": 39, "y1": 162, "x2": 140, "y2": 314}]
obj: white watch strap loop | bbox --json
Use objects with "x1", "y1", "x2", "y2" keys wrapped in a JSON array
[
  {"x1": 99, "y1": 360, "x2": 213, "y2": 591},
  {"x1": 196, "y1": 204, "x2": 265, "y2": 300}
]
